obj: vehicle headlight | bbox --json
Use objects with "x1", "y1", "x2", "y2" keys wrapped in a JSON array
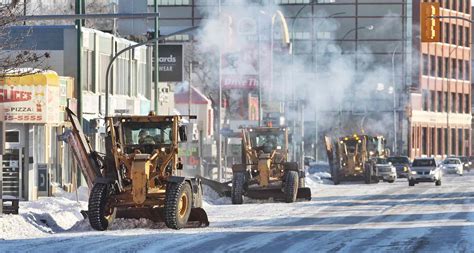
[
  {"x1": 429, "y1": 170, "x2": 435, "y2": 175},
  {"x1": 410, "y1": 171, "x2": 417, "y2": 175},
  {"x1": 403, "y1": 166, "x2": 408, "y2": 171},
  {"x1": 464, "y1": 164, "x2": 468, "y2": 167},
  {"x1": 469, "y1": 162, "x2": 472, "y2": 165}
]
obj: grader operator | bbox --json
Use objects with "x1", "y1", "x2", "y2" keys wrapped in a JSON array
[
  {"x1": 62, "y1": 108, "x2": 209, "y2": 231},
  {"x1": 231, "y1": 127, "x2": 311, "y2": 204}
]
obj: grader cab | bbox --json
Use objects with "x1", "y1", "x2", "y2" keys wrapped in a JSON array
[
  {"x1": 231, "y1": 127, "x2": 311, "y2": 204},
  {"x1": 325, "y1": 134, "x2": 388, "y2": 185},
  {"x1": 63, "y1": 108, "x2": 209, "y2": 231}
]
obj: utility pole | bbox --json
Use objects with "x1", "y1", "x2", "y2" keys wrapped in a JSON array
[{"x1": 154, "y1": 0, "x2": 159, "y2": 113}]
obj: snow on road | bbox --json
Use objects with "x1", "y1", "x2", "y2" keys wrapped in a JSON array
[{"x1": 2, "y1": 173, "x2": 474, "y2": 252}]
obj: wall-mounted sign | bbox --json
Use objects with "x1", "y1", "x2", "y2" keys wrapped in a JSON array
[
  {"x1": 0, "y1": 72, "x2": 60, "y2": 124},
  {"x1": 159, "y1": 44, "x2": 183, "y2": 82}
]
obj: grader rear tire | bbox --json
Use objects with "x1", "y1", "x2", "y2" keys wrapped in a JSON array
[
  {"x1": 284, "y1": 171, "x2": 299, "y2": 203},
  {"x1": 231, "y1": 172, "x2": 245, "y2": 205},
  {"x1": 164, "y1": 181, "x2": 192, "y2": 229},
  {"x1": 88, "y1": 183, "x2": 116, "y2": 231}
]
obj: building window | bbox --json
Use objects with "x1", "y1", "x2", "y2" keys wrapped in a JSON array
[
  {"x1": 422, "y1": 127, "x2": 428, "y2": 155},
  {"x1": 437, "y1": 91, "x2": 443, "y2": 112},
  {"x1": 458, "y1": 59, "x2": 464, "y2": 80},
  {"x1": 465, "y1": 60, "x2": 470, "y2": 80},
  {"x1": 422, "y1": 54, "x2": 429, "y2": 75},
  {"x1": 444, "y1": 57, "x2": 449, "y2": 78},
  {"x1": 458, "y1": 128, "x2": 463, "y2": 155},
  {"x1": 430, "y1": 91, "x2": 436, "y2": 111},
  {"x1": 465, "y1": 129, "x2": 470, "y2": 155},
  {"x1": 458, "y1": 93, "x2": 463, "y2": 113},
  {"x1": 458, "y1": 25, "x2": 463, "y2": 46},
  {"x1": 82, "y1": 50, "x2": 94, "y2": 92},
  {"x1": 445, "y1": 92, "x2": 449, "y2": 112},
  {"x1": 459, "y1": 0, "x2": 463, "y2": 13},
  {"x1": 99, "y1": 54, "x2": 110, "y2": 93},
  {"x1": 5, "y1": 131, "x2": 20, "y2": 143},
  {"x1": 451, "y1": 93, "x2": 456, "y2": 113},
  {"x1": 445, "y1": 128, "x2": 449, "y2": 154},
  {"x1": 451, "y1": 24, "x2": 457, "y2": 45},
  {"x1": 451, "y1": 128, "x2": 456, "y2": 155},
  {"x1": 453, "y1": 0, "x2": 457, "y2": 12},
  {"x1": 423, "y1": 90, "x2": 429, "y2": 111},
  {"x1": 465, "y1": 94, "x2": 470, "y2": 114},
  {"x1": 437, "y1": 56, "x2": 443, "y2": 77},
  {"x1": 444, "y1": 22, "x2": 450, "y2": 44},
  {"x1": 451, "y1": 58, "x2": 457, "y2": 79},
  {"x1": 437, "y1": 128, "x2": 443, "y2": 155},
  {"x1": 430, "y1": 55, "x2": 436, "y2": 76},
  {"x1": 157, "y1": 0, "x2": 191, "y2": 5},
  {"x1": 465, "y1": 27, "x2": 470, "y2": 47}
]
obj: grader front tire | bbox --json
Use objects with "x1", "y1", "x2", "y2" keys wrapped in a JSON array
[
  {"x1": 88, "y1": 183, "x2": 116, "y2": 231},
  {"x1": 164, "y1": 181, "x2": 192, "y2": 229}
]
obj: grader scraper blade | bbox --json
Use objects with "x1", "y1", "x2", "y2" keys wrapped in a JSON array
[
  {"x1": 198, "y1": 176, "x2": 231, "y2": 197},
  {"x1": 246, "y1": 187, "x2": 312, "y2": 201},
  {"x1": 115, "y1": 207, "x2": 210, "y2": 228}
]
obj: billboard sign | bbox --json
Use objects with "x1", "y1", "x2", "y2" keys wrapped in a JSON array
[{"x1": 159, "y1": 44, "x2": 183, "y2": 82}]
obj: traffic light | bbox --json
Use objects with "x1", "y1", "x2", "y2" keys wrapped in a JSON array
[{"x1": 420, "y1": 2, "x2": 440, "y2": 43}]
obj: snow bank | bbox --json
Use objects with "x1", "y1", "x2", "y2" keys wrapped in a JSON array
[
  {"x1": 1, "y1": 192, "x2": 87, "y2": 240},
  {"x1": 51, "y1": 183, "x2": 89, "y2": 202}
]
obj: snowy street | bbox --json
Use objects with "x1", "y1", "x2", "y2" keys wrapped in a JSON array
[{"x1": 2, "y1": 172, "x2": 474, "y2": 252}]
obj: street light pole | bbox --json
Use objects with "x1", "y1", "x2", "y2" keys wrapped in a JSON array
[
  {"x1": 391, "y1": 44, "x2": 400, "y2": 155},
  {"x1": 104, "y1": 26, "x2": 199, "y2": 118},
  {"x1": 154, "y1": 0, "x2": 159, "y2": 113},
  {"x1": 217, "y1": 0, "x2": 223, "y2": 181},
  {"x1": 337, "y1": 25, "x2": 374, "y2": 133}
]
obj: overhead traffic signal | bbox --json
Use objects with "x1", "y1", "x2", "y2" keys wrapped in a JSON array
[{"x1": 420, "y1": 2, "x2": 440, "y2": 43}]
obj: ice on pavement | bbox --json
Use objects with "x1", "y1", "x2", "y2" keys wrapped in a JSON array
[{"x1": 1, "y1": 169, "x2": 326, "y2": 239}]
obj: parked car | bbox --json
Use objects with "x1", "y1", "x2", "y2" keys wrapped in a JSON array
[
  {"x1": 453, "y1": 156, "x2": 471, "y2": 172},
  {"x1": 387, "y1": 156, "x2": 411, "y2": 178},
  {"x1": 304, "y1": 156, "x2": 316, "y2": 166},
  {"x1": 374, "y1": 158, "x2": 397, "y2": 183},
  {"x1": 408, "y1": 157, "x2": 442, "y2": 186},
  {"x1": 441, "y1": 158, "x2": 463, "y2": 176}
]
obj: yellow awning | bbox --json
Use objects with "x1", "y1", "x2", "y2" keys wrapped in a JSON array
[{"x1": 0, "y1": 71, "x2": 60, "y2": 86}]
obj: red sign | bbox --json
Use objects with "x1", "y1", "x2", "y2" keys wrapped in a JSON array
[{"x1": 0, "y1": 88, "x2": 32, "y2": 103}]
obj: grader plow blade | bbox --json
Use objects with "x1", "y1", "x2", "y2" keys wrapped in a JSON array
[
  {"x1": 115, "y1": 207, "x2": 209, "y2": 228},
  {"x1": 246, "y1": 187, "x2": 312, "y2": 201}
]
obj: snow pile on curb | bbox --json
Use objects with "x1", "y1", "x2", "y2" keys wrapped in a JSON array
[
  {"x1": 51, "y1": 184, "x2": 89, "y2": 202},
  {"x1": 1, "y1": 192, "x2": 87, "y2": 240}
]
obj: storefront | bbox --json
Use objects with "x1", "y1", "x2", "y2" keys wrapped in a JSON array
[{"x1": 1, "y1": 71, "x2": 72, "y2": 200}]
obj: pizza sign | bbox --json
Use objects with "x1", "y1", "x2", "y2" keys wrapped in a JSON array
[{"x1": 0, "y1": 84, "x2": 59, "y2": 123}]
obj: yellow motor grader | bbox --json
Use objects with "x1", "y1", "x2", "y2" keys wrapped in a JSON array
[
  {"x1": 231, "y1": 127, "x2": 311, "y2": 204},
  {"x1": 62, "y1": 108, "x2": 209, "y2": 231},
  {"x1": 324, "y1": 134, "x2": 388, "y2": 185}
]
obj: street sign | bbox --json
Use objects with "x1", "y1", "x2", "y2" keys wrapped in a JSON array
[{"x1": 420, "y1": 2, "x2": 440, "y2": 43}]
